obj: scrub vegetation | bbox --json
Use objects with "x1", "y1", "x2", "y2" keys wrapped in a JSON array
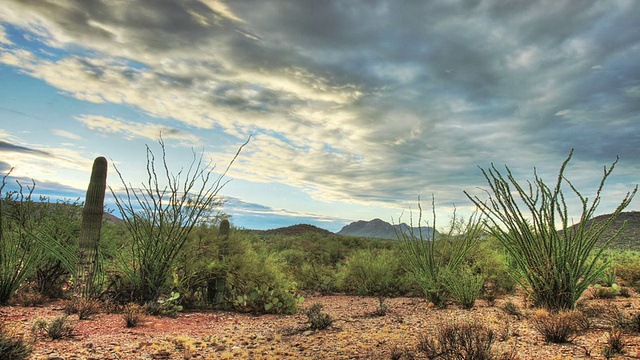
[{"x1": 1, "y1": 147, "x2": 639, "y2": 359}]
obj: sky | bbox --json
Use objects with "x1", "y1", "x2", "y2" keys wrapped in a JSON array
[{"x1": 0, "y1": 0, "x2": 639, "y2": 232}]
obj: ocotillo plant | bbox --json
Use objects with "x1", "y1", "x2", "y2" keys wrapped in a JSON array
[
  {"x1": 209, "y1": 218, "x2": 230, "y2": 307},
  {"x1": 75, "y1": 156, "x2": 107, "y2": 298}
]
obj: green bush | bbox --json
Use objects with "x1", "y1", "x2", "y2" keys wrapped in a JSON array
[
  {"x1": 441, "y1": 266, "x2": 484, "y2": 309},
  {"x1": 303, "y1": 303, "x2": 334, "y2": 330},
  {"x1": 397, "y1": 200, "x2": 484, "y2": 307},
  {"x1": 145, "y1": 291, "x2": 183, "y2": 318},
  {"x1": 339, "y1": 248, "x2": 412, "y2": 297},
  {"x1": 226, "y1": 248, "x2": 304, "y2": 314}
]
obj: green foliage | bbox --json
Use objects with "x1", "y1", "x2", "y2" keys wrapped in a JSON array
[
  {"x1": 397, "y1": 198, "x2": 484, "y2": 307},
  {"x1": 111, "y1": 138, "x2": 245, "y2": 303},
  {"x1": 466, "y1": 150, "x2": 638, "y2": 311},
  {"x1": 0, "y1": 320, "x2": 32, "y2": 360},
  {"x1": 303, "y1": 303, "x2": 334, "y2": 330},
  {"x1": 592, "y1": 283, "x2": 621, "y2": 299},
  {"x1": 31, "y1": 316, "x2": 75, "y2": 340},
  {"x1": 0, "y1": 171, "x2": 47, "y2": 304},
  {"x1": 339, "y1": 248, "x2": 412, "y2": 297},
  {"x1": 440, "y1": 266, "x2": 484, "y2": 309},
  {"x1": 226, "y1": 245, "x2": 304, "y2": 314},
  {"x1": 146, "y1": 291, "x2": 183, "y2": 318}
]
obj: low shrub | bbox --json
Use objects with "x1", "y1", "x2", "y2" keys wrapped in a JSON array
[
  {"x1": 591, "y1": 284, "x2": 620, "y2": 299},
  {"x1": 499, "y1": 301, "x2": 521, "y2": 319},
  {"x1": 64, "y1": 296, "x2": 102, "y2": 320},
  {"x1": 602, "y1": 327, "x2": 625, "y2": 359},
  {"x1": 531, "y1": 310, "x2": 586, "y2": 343},
  {"x1": 417, "y1": 321, "x2": 515, "y2": 360},
  {"x1": 0, "y1": 320, "x2": 32, "y2": 360},
  {"x1": 303, "y1": 303, "x2": 333, "y2": 330},
  {"x1": 441, "y1": 266, "x2": 484, "y2": 309},
  {"x1": 31, "y1": 316, "x2": 75, "y2": 340},
  {"x1": 122, "y1": 302, "x2": 145, "y2": 328},
  {"x1": 145, "y1": 292, "x2": 183, "y2": 318}
]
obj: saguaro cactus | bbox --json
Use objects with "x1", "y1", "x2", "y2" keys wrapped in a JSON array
[
  {"x1": 75, "y1": 156, "x2": 107, "y2": 298},
  {"x1": 208, "y1": 219, "x2": 230, "y2": 307}
]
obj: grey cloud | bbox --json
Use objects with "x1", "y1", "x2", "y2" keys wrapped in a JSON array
[{"x1": 0, "y1": 140, "x2": 51, "y2": 157}]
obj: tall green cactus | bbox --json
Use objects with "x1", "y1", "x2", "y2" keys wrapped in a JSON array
[
  {"x1": 208, "y1": 219, "x2": 230, "y2": 307},
  {"x1": 75, "y1": 156, "x2": 107, "y2": 298}
]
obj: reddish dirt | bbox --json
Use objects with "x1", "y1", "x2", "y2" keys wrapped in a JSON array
[{"x1": 2, "y1": 292, "x2": 640, "y2": 359}]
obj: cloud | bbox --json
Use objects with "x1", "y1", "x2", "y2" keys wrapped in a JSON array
[
  {"x1": 0, "y1": 139, "x2": 51, "y2": 157},
  {"x1": 51, "y1": 129, "x2": 82, "y2": 140},
  {"x1": 75, "y1": 114, "x2": 203, "y2": 145},
  {"x1": 1, "y1": 0, "x2": 639, "y2": 219}
]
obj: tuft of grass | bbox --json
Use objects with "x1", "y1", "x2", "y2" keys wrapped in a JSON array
[
  {"x1": 31, "y1": 316, "x2": 75, "y2": 340},
  {"x1": 602, "y1": 327, "x2": 625, "y2": 359}
]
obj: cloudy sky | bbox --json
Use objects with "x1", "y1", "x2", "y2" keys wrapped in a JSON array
[{"x1": 1, "y1": 0, "x2": 638, "y2": 232}]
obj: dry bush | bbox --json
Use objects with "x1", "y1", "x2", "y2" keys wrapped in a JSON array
[
  {"x1": 122, "y1": 302, "x2": 145, "y2": 328},
  {"x1": 63, "y1": 297, "x2": 102, "y2": 320},
  {"x1": 602, "y1": 327, "x2": 625, "y2": 359},
  {"x1": 531, "y1": 310, "x2": 587, "y2": 343},
  {"x1": 31, "y1": 316, "x2": 75, "y2": 340}
]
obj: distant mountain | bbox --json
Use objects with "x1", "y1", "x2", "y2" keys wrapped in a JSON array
[
  {"x1": 262, "y1": 223, "x2": 334, "y2": 236},
  {"x1": 337, "y1": 218, "x2": 436, "y2": 240},
  {"x1": 565, "y1": 211, "x2": 640, "y2": 250}
]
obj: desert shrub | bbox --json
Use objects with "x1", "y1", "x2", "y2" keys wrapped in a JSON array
[
  {"x1": 499, "y1": 301, "x2": 521, "y2": 319},
  {"x1": 602, "y1": 306, "x2": 640, "y2": 332},
  {"x1": 602, "y1": 327, "x2": 625, "y2": 359},
  {"x1": 531, "y1": 310, "x2": 587, "y2": 343},
  {"x1": 122, "y1": 302, "x2": 145, "y2": 328},
  {"x1": 0, "y1": 320, "x2": 32, "y2": 360},
  {"x1": 64, "y1": 296, "x2": 103, "y2": 320},
  {"x1": 440, "y1": 265, "x2": 484, "y2": 309},
  {"x1": 111, "y1": 138, "x2": 246, "y2": 303},
  {"x1": 467, "y1": 151, "x2": 637, "y2": 311},
  {"x1": 226, "y1": 248, "x2": 303, "y2": 314},
  {"x1": 31, "y1": 316, "x2": 75, "y2": 340},
  {"x1": 339, "y1": 248, "x2": 411, "y2": 297},
  {"x1": 145, "y1": 292, "x2": 183, "y2": 318},
  {"x1": 397, "y1": 199, "x2": 484, "y2": 307},
  {"x1": 591, "y1": 284, "x2": 621, "y2": 299},
  {"x1": 0, "y1": 172, "x2": 47, "y2": 305},
  {"x1": 303, "y1": 303, "x2": 333, "y2": 330},
  {"x1": 296, "y1": 262, "x2": 339, "y2": 294},
  {"x1": 417, "y1": 321, "x2": 515, "y2": 360}
]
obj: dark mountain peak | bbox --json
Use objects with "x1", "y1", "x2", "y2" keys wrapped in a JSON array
[
  {"x1": 263, "y1": 223, "x2": 333, "y2": 236},
  {"x1": 337, "y1": 218, "x2": 436, "y2": 240}
]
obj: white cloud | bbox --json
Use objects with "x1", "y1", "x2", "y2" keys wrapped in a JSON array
[{"x1": 75, "y1": 115, "x2": 203, "y2": 146}]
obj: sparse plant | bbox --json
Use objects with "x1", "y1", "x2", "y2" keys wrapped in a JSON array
[
  {"x1": 64, "y1": 296, "x2": 102, "y2": 320},
  {"x1": 466, "y1": 150, "x2": 638, "y2": 311},
  {"x1": 417, "y1": 321, "x2": 515, "y2": 360},
  {"x1": 396, "y1": 197, "x2": 483, "y2": 307},
  {"x1": 532, "y1": 310, "x2": 585, "y2": 343},
  {"x1": 0, "y1": 320, "x2": 32, "y2": 360},
  {"x1": 122, "y1": 302, "x2": 145, "y2": 328},
  {"x1": 302, "y1": 303, "x2": 333, "y2": 330},
  {"x1": 112, "y1": 137, "x2": 247, "y2": 303},
  {"x1": 31, "y1": 316, "x2": 75, "y2": 340},
  {"x1": 602, "y1": 327, "x2": 625, "y2": 359},
  {"x1": 499, "y1": 301, "x2": 521, "y2": 319}
]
